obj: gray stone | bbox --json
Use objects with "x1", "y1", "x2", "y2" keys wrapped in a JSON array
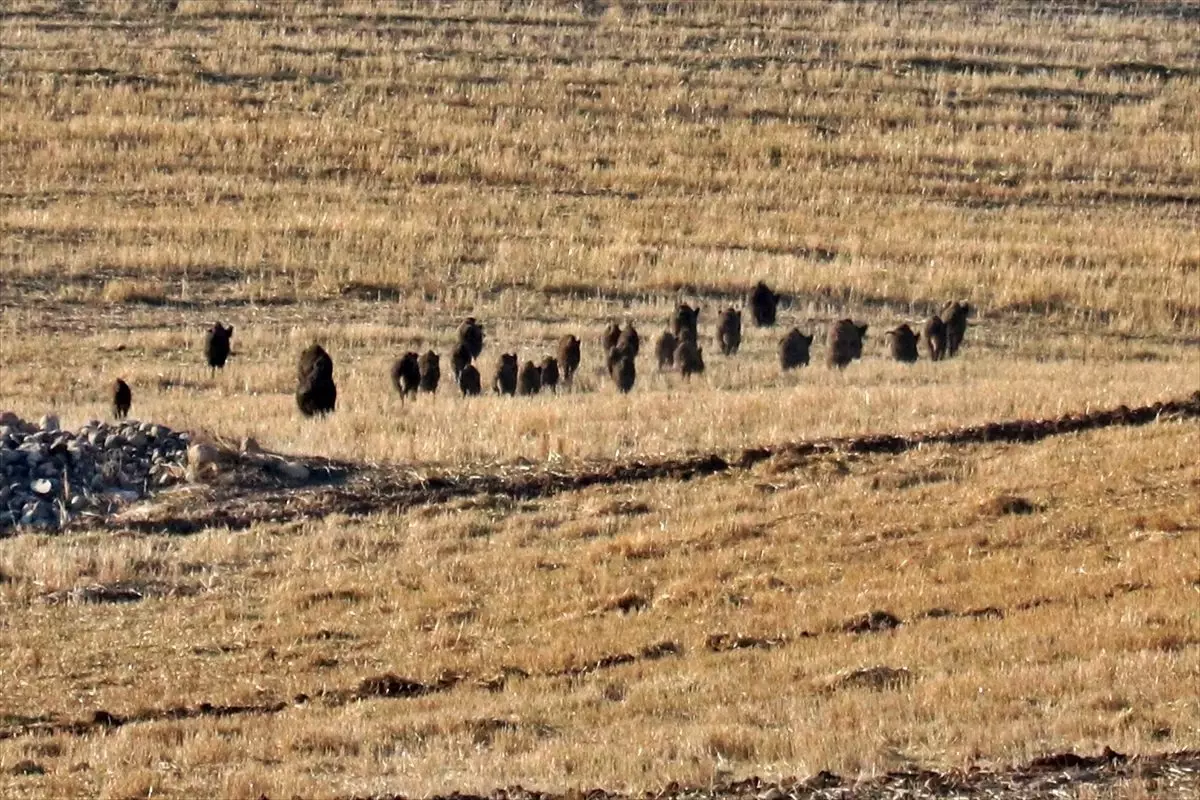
[
  {"x1": 38, "y1": 414, "x2": 60, "y2": 432},
  {"x1": 19, "y1": 500, "x2": 52, "y2": 526},
  {"x1": 105, "y1": 489, "x2": 140, "y2": 504},
  {"x1": 0, "y1": 415, "x2": 192, "y2": 534},
  {"x1": 276, "y1": 461, "x2": 310, "y2": 481}
]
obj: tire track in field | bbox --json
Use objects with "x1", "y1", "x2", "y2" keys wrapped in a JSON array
[{"x1": 110, "y1": 392, "x2": 1200, "y2": 536}]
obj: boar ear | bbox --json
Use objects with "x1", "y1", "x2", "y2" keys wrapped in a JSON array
[
  {"x1": 859, "y1": 324, "x2": 869, "y2": 336},
  {"x1": 915, "y1": 332, "x2": 921, "y2": 342}
]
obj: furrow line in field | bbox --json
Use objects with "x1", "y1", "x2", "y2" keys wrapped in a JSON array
[
  {"x1": 0, "y1": 576, "x2": 1174, "y2": 743},
  {"x1": 341, "y1": 748, "x2": 1200, "y2": 800},
  {"x1": 109, "y1": 392, "x2": 1200, "y2": 536}
]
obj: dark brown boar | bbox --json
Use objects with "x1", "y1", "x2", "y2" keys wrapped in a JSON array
[
  {"x1": 827, "y1": 319, "x2": 868, "y2": 369},
  {"x1": 610, "y1": 350, "x2": 636, "y2": 393},
  {"x1": 418, "y1": 350, "x2": 441, "y2": 392},
  {"x1": 391, "y1": 351, "x2": 421, "y2": 397},
  {"x1": 540, "y1": 356, "x2": 560, "y2": 392},
  {"x1": 601, "y1": 322, "x2": 621, "y2": 352},
  {"x1": 616, "y1": 323, "x2": 640, "y2": 358},
  {"x1": 924, "y1": 315, "x2": 947, "y2": 361},
  {"x1": 518, "y1": 360, "x2": 542, "y2": 395},
  {"x1": 670, "y1": 303, "x2": 700, "y2": 342},
  {"x1": 942, "y1": 301, "x2": 972, "y2": 356},
  {"x1": 887, "y1": 324, "x2": 920, "y2": 363},
  {"x1": 675, "y1": 338, "x2": 705, "y2": 378},
  {"x1": 458, "y1": 363, "x2": 482, "y2": 396},
  {"x1": 111, "y1": 378, "x2": 132, "y2": 419},
  {"x1": 457, "y1": 317, "x2": 485, "y2": 360},
  {"x1": 655, "y1": 329, "x2": 678, "y2": 369},
  {"x1": 204, "y1": 323, "x2": 233, "y2": 373},
  {"x1": 451, "y1": 340, "x2": 473, "y2": 378},
  {"x1": 779, "y1": 328, "x2": 813, "y2": 370},
  {"x1": 557, "y1": 334, "x2": 581, "y2": 385},
  {"x1": 749, "y1": 281, "x2": 780, "y2": 327},
  {"x1": 297, "y1": 344, "x2": 336, "y2": 416},
  {"x1": 717, "y1": 308, "x2": 741, "y2": 355},
  {"x1": 493, "y1": 353, "x2": 518, "y2": 395}
]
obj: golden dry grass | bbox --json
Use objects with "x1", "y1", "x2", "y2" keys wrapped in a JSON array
[
  {"x1": 1, "y1": 419, "x2": 1198, "y2": 797},
  {"x1": 1, "y1": 0, "x2": 1199, "y2": 797},
  {"x1": 2, "y1": 0, "x2": 1197, "y2": 331}
]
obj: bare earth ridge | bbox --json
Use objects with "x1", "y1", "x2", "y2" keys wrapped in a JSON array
[{"x1": 108, "y1": 392, "x2": 1200, "y2": 536}]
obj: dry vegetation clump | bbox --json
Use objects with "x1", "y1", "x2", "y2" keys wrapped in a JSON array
[{"x1": 0, "y1": 0, "x2": 1199, "y2": 796}]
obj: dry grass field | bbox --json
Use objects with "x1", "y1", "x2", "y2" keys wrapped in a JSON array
[{"x1": 0, "y1": 0, "x2": 1198, "y2": 797}]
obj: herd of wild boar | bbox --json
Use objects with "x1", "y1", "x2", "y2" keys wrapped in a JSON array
[{"x1": 108, "y1": 282, "x2": 972, "y2": 419}]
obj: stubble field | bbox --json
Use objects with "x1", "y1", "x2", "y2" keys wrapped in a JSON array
[{"x1": 0, "y1": 1, "x2": 1198, "y2": 798}]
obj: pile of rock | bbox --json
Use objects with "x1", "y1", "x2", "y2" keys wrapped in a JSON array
[{"x1": 0, "y1": 412, "x2": 190, "y2": 533}]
